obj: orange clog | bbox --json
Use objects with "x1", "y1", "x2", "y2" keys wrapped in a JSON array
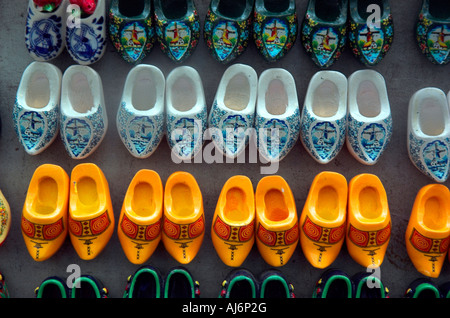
[
  {"x1": 255, "y1": 175, "x2": 298, "y2": 267},
  {"x1": 118, "y1": 169, "x2": 163, "y2": 264},
  {"x1": 405, "y1": 184, "x2": 450, "y2": 278},
  {"x1": 347, "y1": 174, "x2": 391, "y2": 268},
  {"x1": 299, "y1": 171, "x2": 347, "y2": 269},
  {"x1": 162, "y1": 171, "x2": 205, "y2": 264},
  {"x1": 211, "y1": 175, "x2": 255, "y2": 267},
  {"x1": 68, "y1": 163, "x2": 114, "y2": 260},
  {"x1": 0, "y1": 190, "x2": 11, "y2": 247},
  {"x1": 21, "y1": 164, "x2": 69, "y2": 261}
]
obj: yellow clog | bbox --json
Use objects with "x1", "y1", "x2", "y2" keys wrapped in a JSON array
[
  {"x1": 255, "y1": 175, "x2": 298, "y2": 267},
  {"x1": 347, "y1": 174, "x2": 391, "y2": 268},
  {"x1": 211, "y1": 175, "x2": 255, "y2": 267},
  {"x1": 299, "y1": 171, "x2": 347, "y2": 269},
  {"x1": 162, "y1": 171, "x2": 205, "y2": 264},
  {"x1": 0, "y1": 190, "x2": 11, "y2": 247},
  {"x1": 406, "y1": 184, "x2": 450, "y2": 278},
  {"x1": 21, "y1": 164, "x2": 69, "y2": 261},
  {"x1": 68, "y1": 163, "x2": 114, "y2": 260},
  {"x1": 118, "y1": 169, "x2": 163, "y2": 264}
]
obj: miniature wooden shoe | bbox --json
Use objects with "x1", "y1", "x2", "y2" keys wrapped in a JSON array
[
  {"x1": 0, "y1": 272, "x2": 9, "y2": 298},
  {"x1": 352, "y1": 271, "x2": 389, "y2": 298},
  {"x1": 255, "y1": 175, "x2": 298, "y2": 267},
  {"x1": 312, "y1": 268, "x2": 353, "y2": 298},
  {"x1": 259, "y1": 269, "x2": 295, "y2": 298},
  {"x1": 208, "y1": 64, "x2": 258, "y2": 159},
  {"x1": 68, "y1": 163, "x2": 114, "y2": 260},
  {"x1": 405, "y1": 184, "x2": 450, "y2": 278},
  {"x1": 21, "y1": 164, "x2": 69, "y2": 261},
  {"x1": 13, "y1": 62, "x2": 62, "y2": 155},
  {"x1": 404, "y1": 278, "x2": 441, "y2": 298},
  {"x1": 70, "y1": 275, "x2": 109, "y2": 298},
  {"x1": 346, "y1": 69, "x2": 392, "y2": 165},
  {"x1": 255, "y1": 68, "x2": 300, "y2": 163},
  {"x1": 348, "y1": 0, "x2": 394, "y2": 66},
  {"x1": 347, "y1": 174, "x2": 391, "y2": 268},
  {"x1": 253, "y1": 0, "x2": 298, "y2": 62},
  {"x1": 66, "y1": 0, "x2": 107, "y2": 65},
  {"x1": 416, "y1": 0, "x2": 450, "y2": 65},
  {"x1": 0, "y1": 190, "x2": 10, "y2": 248},
  {"x1": 25, "y1": 0, "x2": 67, "y2": 61},
  {"x1": 408, "y1": 88, "x2": 450, "y2": 183},
  {"x1": 35, "y1": 276, "x2": 69, "y2": 298},
  {"x1": 299, "y1": 171, "x2": 347, "y2": 268},
  {"x1": 211, "y1": 175, "x2": 255, "y2": 267},
  {"x1": 123, "y1": 265, "x2": 163, "y2": 298},
  {"x1": 164, "y1": 266, "x2": 200, "y2": 298},
  {"x1": 300, "y1": 71, "x2": 347, "y2": 164},
  {"x1": 162, "y1": 171, "x2": 205, "y2": 264},
  {"x1": 166, "y1": 66, "x2": 207, "y2": 161},
  {"x1": 154, "y1": 0, "x2": 201, "y2": 63},
  {"x1": 117, "y1": 64, "x2": 165, "y2": 159},
  {"x1": 203, "y1": 0, "x2": 254, "y2": 64},
  {"x1": 108, "y1": 0, "x2": 155, "y2": 64},
  {"x1": 301, "y1": 0, "x2": 348, "y2": 68},
  {"x1": 118, "y1": 169, "x2": 163, "y2": 264},
  {"x1": 219, "y1": 268, "x2": 258, "y2": 298},
  {"x1": 60, "y1": 65, "x2": 108, "y2": 159}
]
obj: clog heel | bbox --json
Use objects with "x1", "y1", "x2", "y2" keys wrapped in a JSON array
[
  {"x1": 347, "y1": 174, "x2": 391, "y2": 268},
  {"x1": 68, "y1": 163, "x2": 114, "y2": 260},
  {"x1": 21, "y1": 164, "x2": 69, "y2": 261},
  {"x1": 118, "y1": 170, "x2": 163, "y2": 264},
  {"x1": 162, "y1": 172, "x2": 205, "y2": 264},
  {"x1": 211, "y1": 175, "x2": 255, "y2": 267},
  {"x1": 405, "y1": 184, "x2": 450, "y2": 278},
  {"x1": 255, "y1": 175, "x2": 298, "y2": 267},
  {"x1": 0, "y1": 190, "x2": 11, "y2": 247},
  {"x1": 299, "y1": 171, "x2": 347, "y2": 268}
]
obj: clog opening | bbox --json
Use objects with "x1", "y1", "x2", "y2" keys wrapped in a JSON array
[
  {"x1": 264, "y1": 0, "x2": 289, "y2": 13},
  {"x1": 358, "y1": 186, "x2": 381, "y2": 219},
  {"x1": 68, "y1": 72, "x2": 94, "y2": 113},
  {"x1": 119, "y1": 0, "x2": 145, "y2": 17},
  {"x1": 323, "y1": 276, "x2": 352, "y2": 298},
  {"x1": 75, "y1": 177, "x2": 100, "y2": 213},
  {"x1": 261, "y1": 278, "x2": 289, "y2": 298},
  {"x1": 228, "y1": 277, "x2": 255, "y2": 298},
  {"x1": 32, "y1": 177, "x2": 58, "y2": 215},
  {"x1": 316, "y1": 186, "x2": 339, "y2": 221},
  {"x1": 73, "y1": 280, "x2": 100, "y2": 298},
  {"x1": 356, "y1": 80, "x2": 381, "y2": 118},
  {"x1": 171, "y1": 183, "x2": 195, "y2": 218},
  {"x1": 161, "y1": 0, "x2": 188, "y2": 20},
  {"x1": 265, "y1": 79, "x2": 288, "y2": 116},
  {"x1": 224, "y1": 74, "x2": 251, "y2": 111},
  {"x1": 131, "y1": 182, "x2": 155, "y2": 217},
  {"x1": 132, "y1": 70, "x2": 157, "y2": 111},
  {"x1": 40, "y1": 283, "x2": 65, "y2": 298},
  {"x1": 423, "y1": 196, "x2": 448, "y2": 231},
  {"x1": 166, "y1": 272, "x2": 192, "y2": 298},
  {"x1": 224, "y1": 187, "x2": 249, "y2": 222},
  {"x1": 418, "y1": 97, "x2": 445, "y2": 136},
  {"x1": 315, "y1": 0, "x2": 342, "y2": 22},
  {"x1": 132, "y1": 272, "x2": 159, "y2": 298},
  {"x1": 312, "y1": 80, "x2": 340, "y2": 117},
  {"x1": 429, "y1": 0, "x2": 450, "y2": 20},
  {"x1": 171, "y1": 75, "x2": 197, "y2": 112},
  {"x1": 357, "y1": 0, "x2": 384, "y2": 20},
  {"x1": 264, "y1": 189, "x2": 289, "y2": 222},
  {"x1": 218, "y1": 0, "x2": 247, "y2": 19},
  {"x1": 26, "y1": 71, "x2": 50, "y2": 109}
]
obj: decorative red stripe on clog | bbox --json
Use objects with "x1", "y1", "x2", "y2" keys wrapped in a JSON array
[
  {"x1": 163, "y1": 215, "x2": 204, "y2": 240},
  {"x1": 213, "y1": 216, "x2": 254, "y2": 242},
  {"x1": 302, "y1": 216, "x2": 345, "y2": 244},
  {"x1": 69, "y1": 211, "x2": 111, "y2": 237},
  {"x1": 348, "y1": 222, "x2": 391, "y2": 247},
  {"x1": 257, "y1": 222, "x2": 299, "y2": 247},
  {"x1": 409, "y1": 228, "x2": 450, "y2": 253},
  {"x1": 120, "y1": 214, "x2": 161, "y2": 241},
  {"x1": 21, "y1": 216, "x2": 64, "y2": 240}
]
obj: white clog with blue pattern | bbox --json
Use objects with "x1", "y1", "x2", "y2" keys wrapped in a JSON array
[
  {"x1": 13, "y1": 62, "x2": 62, "y2": 155},
  {"x1": 346, "y1": 70, "x2": 392, "y2": 165},
  {"x1": 301, "y1": 71, "x2": 347, "y2": 164},
  {"x1": 208, "y1": 64, "x2": 258, "y2": 159},
  {"x1": 407, "y1": 87, "x2": 450, "y2": 183}
]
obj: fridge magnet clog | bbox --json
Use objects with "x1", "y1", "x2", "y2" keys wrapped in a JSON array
[
  {"x1": 348, "y1": 0, "x2": 394, "y2": 66},
  {"x1": 66, "y1": 0, "x2": 107, "y2": 65},
  {"x1": 405, "y1": 184, "x2": 450, "y2": 278},
  {"x1": 203, "y1": 0, "x2": 254, "y2": 64},
  {"x1": 13, "y1": 62, "x2": 62, "y2": 156},
  {"x1": 21, "y1": 164, "x2": 69, "y2": 262},
  {"x1": 123, "y1": 265, "x2": 163, "y2": 298},
  {"x1": 255, "y1": 175, "x2": 298, "y2": 267},
  {"x1": 404, "y1": 278, "x2": 441, "y2": 298},
  {"x1": 0, "y1": 272, "x2": 9, "y2": 298},
  {"x1": 117, "y1": 64, "x2": 165, "y2": 159},
  {"x1": 312, "y1": 268, "x2": 353, "y2": 298},
  {"x1": 68, "y1": 163, "x2": 114, "y2": 261},
  {"x1": 211, "y1": 175, "x2": 255, "y2": 267},
  {"x1": 166, "y1": 66, "x2": 207, "y2": 161},
  {"x1": 108, "y1": 0, "x2": 155, "y2": 64},
  {"x1": 35, "y1": 276, "x2": 69, "y2": 298},
  {"x1": 0, "y1": 190, "x2": 11, "y2": 248},
  {"x1": 25, "y1": 0, "x2": 67, "y2": 61},
  {"x1": 162, "y1": 172, "x2": 205, "y2": 264},
  {"x1": 118, "y1": 169, "x2": 163, "y2": 265},
  {"x1": 255, "y1": 68, "x2": 300, "y2": 163},
  {"x1": 408, "y1": 87, "x2": 450, "y2": 183},
  {"x1": 164, "y1": 266, "x2": 200, "y2": 298},
  {"x1": 416, "y1": 0, "x2": 450, "y2": 65},
  {"x1": 301, "y1": 0, "x2": 348, "y2": 68},
  {"x1": 259, "y1": 269, "x2": 295, "y2": 298},
  {"x1": 208, "y1": 64, "x2": 257, "y2": 159},
  {"x1": 300, "y1": 71, "x2": 347, "y2": 164},
  {"x1": 299, "y1": 171, "x2": 347, "y2": 269},
  {"x1": 347, "y1": 173, "x2": 391, "y2": 268},
  {"x1": 60, "y1": 65, "x2": 108, "y2": 160},
  {"x1": 70, "y1": 275, "x2": 109, "y2": 298},
  {"x1": 253, "y1": 0, "x2": 298, "y2": 62},
  {"x1": 346, "y1": 69, "x2": 392, "y2": 165},
  {"x1": 219, "y1": 268, "x2": 258, "y2": 298},
  {"x1": 154, "y1": 0, "x2": 201, "y2": 63}
]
